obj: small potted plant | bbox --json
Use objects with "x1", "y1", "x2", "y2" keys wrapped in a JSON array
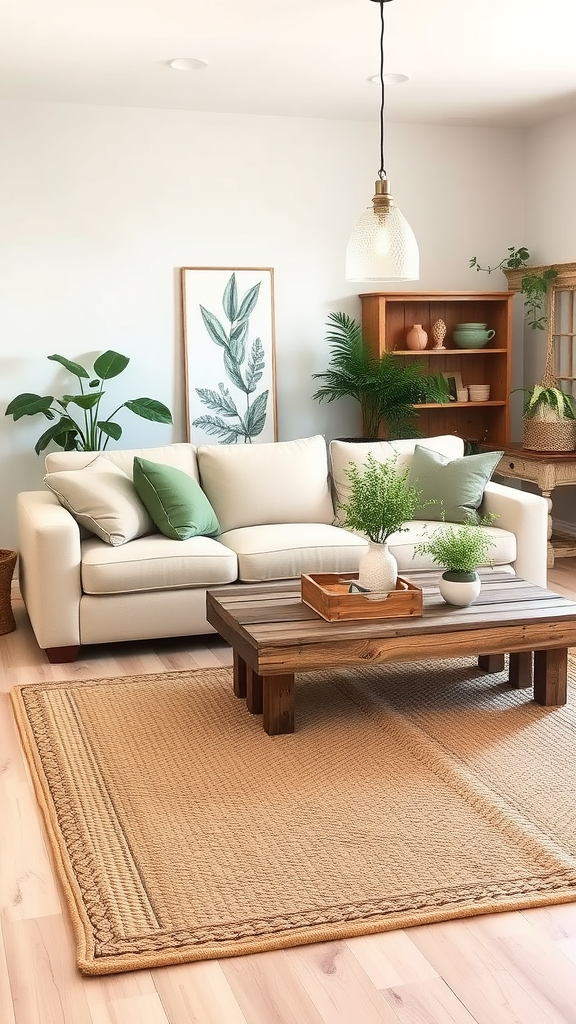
[
  {"x1": 339, "y1": 453, "x2": 427, "y2": 592},
  {"x1": 5, "y1": 350, "x2": 173, "y2": 454},
  {"x1": 414, "y1": 514, "x2": 497, "y2": 606},
  {"x1": 312, "y1": 311, "x2": 449, "y2": 439}
]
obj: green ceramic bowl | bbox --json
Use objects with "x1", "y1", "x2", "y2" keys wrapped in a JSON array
[{"x1": 453, "y1": 328, "x2": 495, "y2": 349}]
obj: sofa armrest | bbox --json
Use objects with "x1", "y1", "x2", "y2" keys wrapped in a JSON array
[
  {"x1": 481, "y1": 481, "x2": 548, "y2": 587},
  {"x1": 17, "y1": 490, "x2": 82, "y2": 650}
]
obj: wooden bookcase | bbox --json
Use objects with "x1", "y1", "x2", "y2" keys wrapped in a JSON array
[{"x1": 359, "y1": 290, "x2": 514, "y2": 446}]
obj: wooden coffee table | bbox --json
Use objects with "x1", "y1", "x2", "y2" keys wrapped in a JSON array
[{"x1": 205, "y1": 571, "x2": 576, "y2": 735}]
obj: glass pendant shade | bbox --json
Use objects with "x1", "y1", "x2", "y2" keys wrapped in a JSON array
[{"x1": 346, "y1": 191, "x2": 419, "y2": 283}]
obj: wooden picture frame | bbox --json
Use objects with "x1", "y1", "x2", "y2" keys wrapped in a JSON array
[
  {"x1": 181, "y1": 267, "x2": 277, "y2": 444},
  {"x1": 444, "y1": 371, "x2": 464, "y2": 400}
]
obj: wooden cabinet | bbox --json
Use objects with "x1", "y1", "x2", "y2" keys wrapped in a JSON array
[{"x1": 359, "y1": 290, "x2": 514, "y2": 446}]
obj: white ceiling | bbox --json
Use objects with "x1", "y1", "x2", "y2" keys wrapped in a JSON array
[{"x1": 2, "y1": 0, "x2": 576, "y2": 128}]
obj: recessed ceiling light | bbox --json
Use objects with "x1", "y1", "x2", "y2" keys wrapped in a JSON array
[
  {"x1": 167, "y1": 58, "x2": 209, "y2": 72},
  {"x1": 369, "y1": 72, "x2": 411, "y2": 85}
]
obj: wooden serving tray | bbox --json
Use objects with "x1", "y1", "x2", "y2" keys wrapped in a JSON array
[{"x1": 301, "y1": 572, "x2": 423, "y2": 622}]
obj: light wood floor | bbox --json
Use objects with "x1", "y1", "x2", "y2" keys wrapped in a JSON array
[{"x1": 3, "y1": 563, "x2": 576, "y2": 1024}]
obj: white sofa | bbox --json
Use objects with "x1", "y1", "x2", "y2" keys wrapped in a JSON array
[{"x1": 16, "y1": 434, "x2": 548, "y2": 662}]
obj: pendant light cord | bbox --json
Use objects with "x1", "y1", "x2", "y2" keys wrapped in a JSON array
[{"x1": 378, "y1": 0, "x2": 386, "y2": 181}]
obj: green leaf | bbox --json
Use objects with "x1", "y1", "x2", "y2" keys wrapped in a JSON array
[
  {"x1": 229, "y1": 319, "x2": 248, "y2": 364},
  {"x1": 224, "y1": 349, "x2": 246, "y2": 392},
  {"x1": 195, "y1": 385, "x2": 239, "y2": 418},
  {"x1": 93, "y1": 350, "x2": 130, "y2": 380},
  {"x1": 236, "y1": 282, "x2": 261, "y2": 322},
  {"x1": 245, "y1": 338, "x2": 265, "y2": 393},
  {"x1": 243, "y1": 390, "x2": 268, "y2": 438},
  {"x1": 222, "y1": 273, "x2": 238, "y2": 322},
  {"x1": 192, "y1": 414, "x2": 244, "y2": 441},
  {"x1": 200, "y1": 305, "x2": 229, "y2": 348},
  {"x1": 47, "y1": 354, "x2": 90, "y2": 379},
  {"x1": 68, "y1": 393, "x2": 103, "y2": 410},
  {"x1": 34, "y1": 418, "x2": 80, "y2": 455},
  {"x1": 124, "y1": 398, "x2": 173, "y2": 423},
  {"x1": 97, "y1": 421, "x2": 122, "y2": 440},
  {"x1": 5, "y1": 393, "x2": 55, "y2": 420}
]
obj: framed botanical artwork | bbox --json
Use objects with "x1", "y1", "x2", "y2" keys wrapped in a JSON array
[{"x1": 181, "y1": 266, "x2": 277, "y2": 444}]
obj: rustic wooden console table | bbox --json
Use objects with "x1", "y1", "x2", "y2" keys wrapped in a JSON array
[{"x1": 482, "y1": 443, "x2": 576, "y2": 568}]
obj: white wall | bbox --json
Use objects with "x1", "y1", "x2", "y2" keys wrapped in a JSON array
[{"x1": 0, "y1": 100, "x2": 525, "y2": 550}]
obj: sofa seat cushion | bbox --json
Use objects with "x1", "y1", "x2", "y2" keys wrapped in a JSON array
[
  {"x1": 81, "y1": 534, "x2": 238, "y2": 595},
  {"x1": 218, "y1": 523, "x2": 368, "y2": 582},
  {"x1": 387, "y1": 521, "x2": 517, "y2": 572}
]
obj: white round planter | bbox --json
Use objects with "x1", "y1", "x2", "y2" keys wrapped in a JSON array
[
  {"x1": 438, "y1": 570, "x2": 481, "y2": 607},
  {"x1": 358, "y1": 541, "x2": 398, "y2": 592}
]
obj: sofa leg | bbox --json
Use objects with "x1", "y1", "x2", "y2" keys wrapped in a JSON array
[{"x1": 45, "y1": 645, "x2": 81, "y2": 663}]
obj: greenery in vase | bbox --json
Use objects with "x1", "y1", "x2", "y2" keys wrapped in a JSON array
[
  {"x1": 338, "y1": 454, "x2": 427, "y2": 544},
  {"x1": 414, "y1": 514, "x2": 497, "y2": 574},
  {"x1": 312, "y1": 311, "x2": 449, "y2": 439},
  {"x1": 469, "y1": 246, "x2": 557, "y2": 331},
  {"x1": 5, "y1": 351, "x2": 173, "y2": 454}
]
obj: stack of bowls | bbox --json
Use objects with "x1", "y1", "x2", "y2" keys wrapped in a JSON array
[
  {"x1": 468, "y1": 384, "x2": 491, "y2": 402},
  {"x1": 453, "y1": 323, "x2": 495, "y2": 349}
]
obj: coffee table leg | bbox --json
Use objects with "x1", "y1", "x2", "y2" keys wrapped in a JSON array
[
  {"x1": 263, "y1": 674, "x2": 295, "y2": 735},
  {"x1": 534, "y1": 648, "x2": 568, "y2": 706},
  {"x1": 509, "y1": 651, "x2": 533, "y2": 689},
  {"x1": 478, "y1": 654, "x2": 505, "y2": 672},
  {"x1": 246, "y1": 667, "x2": 263, "y2": 715},
  {"x1": 233, "y1": 651, "x2": 247, "y2": 698}
]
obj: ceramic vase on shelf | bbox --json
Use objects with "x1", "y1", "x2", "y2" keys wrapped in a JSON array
[
  {"x1": 358, "y1": 541, "x2": 398, "y2": 593},
  {"x1": 438, "y1": 570, "x2": 481, "y2": 607},
  {"x1": 405, "y1": 324, "x2": 428, "y2": 351}
]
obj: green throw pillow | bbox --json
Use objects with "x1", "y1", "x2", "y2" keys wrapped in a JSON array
[
  {"x1": 133, "y1": 457, "x2": 220, "y2": 540},
  {"x1": 407, "y1": 445, "x2": 504, "y2": 523}
]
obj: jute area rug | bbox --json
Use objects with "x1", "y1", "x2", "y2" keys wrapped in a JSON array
[{"x1": 10, "y1": 657, "x2": 576, "y2": 976}]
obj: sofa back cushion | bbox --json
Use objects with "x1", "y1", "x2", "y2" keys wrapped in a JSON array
[
  {"x1": 329, "y1": 435, "x2": 464, "y2": 523},
  {"x1": 197, "y1": 435, "x2": 335, "y2": 533},
  {"x1": 45, "y1": 443, "x2": 199, "y2": 482}
]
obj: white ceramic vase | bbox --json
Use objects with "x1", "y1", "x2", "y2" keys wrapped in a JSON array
[
  {"x1": 438, "y1": 570, "x2": 481, "y2": 607},
  {"x1": 358, "y1": 541, "x2": 398, "y2": 593}
]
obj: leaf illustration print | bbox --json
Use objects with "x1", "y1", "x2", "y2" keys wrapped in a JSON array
[{"x1": 193, "y1": 272, "x2": 269, "y2": 443}]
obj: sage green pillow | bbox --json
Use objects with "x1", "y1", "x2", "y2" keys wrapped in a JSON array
[
  {"x1": 133, "y1": 457, "x2": 220, "y2": 540},
  {"x1": 407, "y1": 445, "x2": 503, "y2": 523}
]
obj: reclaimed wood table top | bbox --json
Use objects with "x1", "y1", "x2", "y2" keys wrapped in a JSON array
[{"x1": 206, "y1": 571, "x2": 576, "y2": 677}]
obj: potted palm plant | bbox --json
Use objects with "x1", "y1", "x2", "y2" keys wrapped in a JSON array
[
  {"x1": 312, "y1": 311, "x2": 449, "y2": 439},
  {"x1": 338, "y1": 453, "x2": 427, "y2": 592},
  {"x1": 414, "y1": 514, "x2": 497, "y2": 606}
]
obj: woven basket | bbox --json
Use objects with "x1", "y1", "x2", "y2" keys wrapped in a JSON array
[
  {"x1": 522, "y1": 298, "x2": 576, "y2": 453},
  {"x1": 0, "y1": 549, "x2": 17, "y2": 635},
  {"x1": 523, "y1": 417, "x2": 576, "y2": 452}
]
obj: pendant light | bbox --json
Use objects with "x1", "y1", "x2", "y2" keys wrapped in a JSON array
[{"x1": 345, "y1": 0, "x2": 419, "y2": 283}]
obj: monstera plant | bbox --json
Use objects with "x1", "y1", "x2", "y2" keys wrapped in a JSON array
[{"x1": 5, "y1": 350, "x2": 173, "y2": 453}]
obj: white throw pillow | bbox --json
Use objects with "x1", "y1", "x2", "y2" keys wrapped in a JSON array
[{"x1": 44, "y1": 454, "x2": 154, "y2": 546}]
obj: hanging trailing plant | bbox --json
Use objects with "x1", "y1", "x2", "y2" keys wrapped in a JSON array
[{"x1": 469, "y1": 246, "x2": 557, "y2": 330}]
